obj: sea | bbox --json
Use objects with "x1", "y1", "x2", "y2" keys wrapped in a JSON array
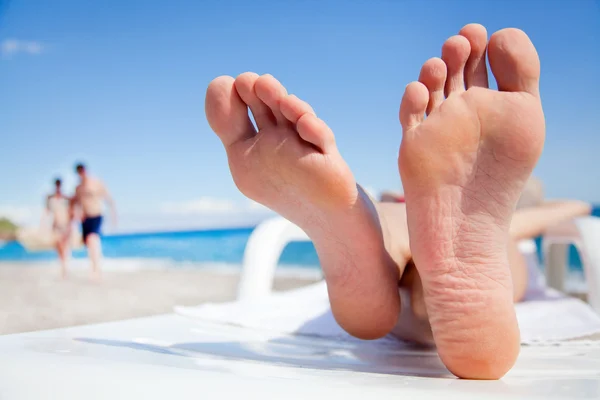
[{"x1": 0, "y1": 207, "x2": 598, "y2": 277}]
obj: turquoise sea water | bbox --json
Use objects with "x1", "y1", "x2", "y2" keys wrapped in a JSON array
[
  {"x1": 0, "y1": 226, "x2": 321, "y2": 269},
  {"x1": 1, "y1": 207, "x2": 598, "y2": 271}
]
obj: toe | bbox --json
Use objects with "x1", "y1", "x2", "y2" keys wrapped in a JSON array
[
  {"x1": 255, "y1": 74, "x2": 289, "y2": 125},
  {"x1": 459, "y1": 23, "x2": 489, "y2": 89},
  {"x1": 418, "y1": 57, "x2": 447, "y2": 115},
  {"x1": 281, "y1": 94, "x2": 334, "y2": 152},
  {"x1": 399, "y1": 82, "x2": 429, "y2": 131},
  {"x1": 234, "y1": 72, "x2": 276, "y2": 129},
  {"x1": 441, "y1": 35, "x2": 471, "y2": 97},
  {"x1": 297, "y1": 114, "x2": 335, "y2": 152},
  {"x1": 488, "y1": 28, "x2": 540, "y2": 96},
  {"x1": 205, "y1": 76, "x2": 256, "y2": 147},
  {"x1": 280, "y1": 94, "x2": 316, "y2": 122}
]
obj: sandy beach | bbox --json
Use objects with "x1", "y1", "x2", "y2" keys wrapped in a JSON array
[{"x1": 0, "y1": 262, "x2": 320, "y2": 335}]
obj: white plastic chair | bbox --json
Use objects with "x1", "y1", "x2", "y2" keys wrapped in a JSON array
[
  {"x1": 237, "y1": 217, "x2": 310, "y2": 300},
  {"x1": 543, "y1": 216, "x2": 600, "y2": 312},
  {"x1": 239, "y1": 215, "x2": 600, "y2": 312}
]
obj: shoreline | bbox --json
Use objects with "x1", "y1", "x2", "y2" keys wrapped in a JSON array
[
  {"x1": 1, "y1": 257, "x2": 589, "y2": 336},
  {"x1": 0, "y1": 258, "x2": 323, "y2": 280},
  {"x1": 0, "y1": 263, "x2": 320, "y2": 336}
]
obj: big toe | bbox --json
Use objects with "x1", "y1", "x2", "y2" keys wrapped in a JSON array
[
  {"x1": 205, "y1": 76, "x2": 256, "y2": 147},
  {"x1": 488, "y1": 28, "x2": 540, "y2": 96}
]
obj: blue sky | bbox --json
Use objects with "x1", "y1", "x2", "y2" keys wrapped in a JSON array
[{"x1": 1, "y1": 0, "x2": 599, "y2": 229}]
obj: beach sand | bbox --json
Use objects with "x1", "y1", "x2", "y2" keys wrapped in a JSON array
[
  {"x1": 0, "y1": 263, "x2": 320, "y2": 335},
  {"x1": 3, "y1": 262, "x2": 598, "y2": 341}
]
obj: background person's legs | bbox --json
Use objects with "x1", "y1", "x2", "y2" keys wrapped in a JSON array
[
  {"x1": 53, "y1": 227, "x2": 71, "y2": 279},
  {"x1": 56, "y1": 240, "x2": 68, "y2": 279},
  {"x1": 85, "y1": 233, "x2": 102, "y2": 281},
  {"x1": 81, "y1": 216, "x2": 104, "y2": 282}
]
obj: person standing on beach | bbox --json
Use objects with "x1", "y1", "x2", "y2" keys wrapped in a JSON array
[
  {"x1": 70, "y1": 163, "x2": 117, "y2": 281},
  {"x1": 43, "y1": 178, "x2": 72, "y2": 279}
]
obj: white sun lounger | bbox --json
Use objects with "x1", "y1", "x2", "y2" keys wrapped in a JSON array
[
  {"x1": 2, "y1": 312, "x2": 600, "y2": 400},
  {"x1": 543, "y1": 217, "x2": 600, "y2": 311},
  {"x1": 1, "y1": 216, "x2": 600, "y2": 399},
  {"x1": 238, "y1": 216, "x2": 600, "y2": 310}
]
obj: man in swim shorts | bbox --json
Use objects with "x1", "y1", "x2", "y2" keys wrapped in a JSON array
[{"x1": 70, "y1": 163, "x2": 117, "y2": 281}]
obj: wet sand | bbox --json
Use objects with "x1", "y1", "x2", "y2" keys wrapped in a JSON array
[{"x1": 0, "y1": 263, "x2": 320, "y2": 335}]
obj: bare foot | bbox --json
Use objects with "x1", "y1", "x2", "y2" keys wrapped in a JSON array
[
  {"x1": 398, "y1": 24, "x2": 545, "y2": 379},
  {"x1": 206, "y1": 73, "x2": 401, "y2": 339}
]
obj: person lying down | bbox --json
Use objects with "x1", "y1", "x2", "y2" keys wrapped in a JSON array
[{"x1": 204, "y1": 23, "x2": 592, "y2": 379}]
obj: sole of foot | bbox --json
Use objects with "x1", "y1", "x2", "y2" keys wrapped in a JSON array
[
  {"x1": 206, "y1": 73, "x2": 401, "y2": 339},
  {"x1": 398, "y1": 24, "x2": 545, "y2": 379}
]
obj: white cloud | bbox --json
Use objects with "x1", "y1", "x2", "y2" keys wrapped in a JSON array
[
  {"x1": 0, "y1": 205, "x2": 41, "y2": 225},
  {"x1": 113, "y1": 197, "x2": 276, "y2": 232},
  {"x1": 160, "y1": 197, "x2": 237, "y2": 215},
  {"x1": 159, "y1": 197, "x2": 276, "y2": 218},
  {"x1": 1, "y1": 39, "x2": 45, "y2": 58}
]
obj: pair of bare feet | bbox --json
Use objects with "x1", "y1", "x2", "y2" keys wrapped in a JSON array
[{"x1": 205, "y1": 24, "x2": 545, "y2": 379}]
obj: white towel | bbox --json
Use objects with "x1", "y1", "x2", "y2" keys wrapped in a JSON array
[{"x1": 175, "y1": 280, "x2": 600, "y2": 346}]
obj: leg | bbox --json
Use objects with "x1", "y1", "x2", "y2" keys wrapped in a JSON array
[
  {"x1": 399, "y1": 24, "x2": 544, "y2": 378},
  {"x1": 56, "y1": 240, "x2": 68, "y2": 279},
  {"x1": 507, "y1": 238, "x2": 528, "y2": 302},
  {"x1": 510, "y1": 200, "x2": 592, "y2": 240},
  {"x1": 85, "y1": 233, "x2": 102, "y2": 282},
  {"x1": 206, "y1": 73, "x2": 408, "y2": 339},
  {"x1": 376, "y1": 204, "x2": 530, "y2": 341}
]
